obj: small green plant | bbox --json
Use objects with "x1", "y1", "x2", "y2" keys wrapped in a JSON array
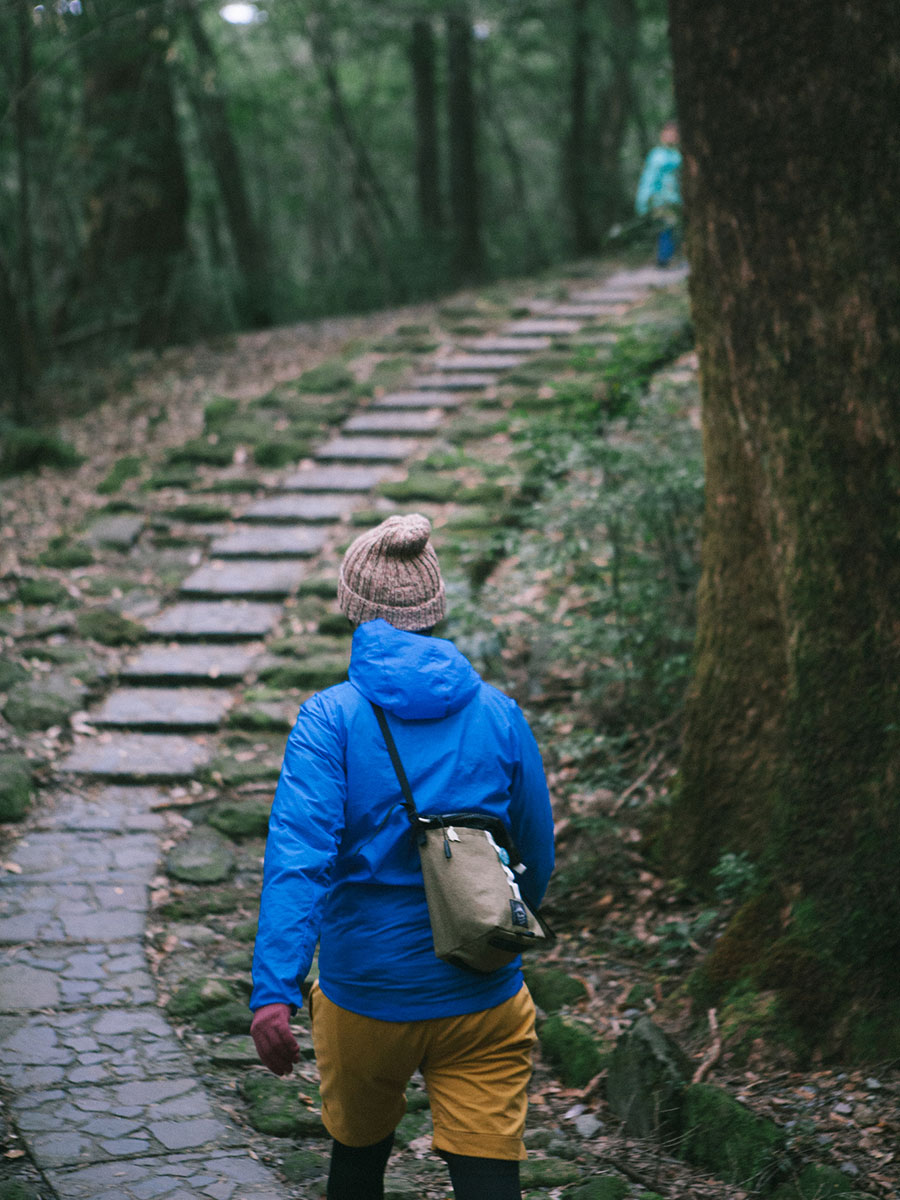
[
  {"x1": 38, "y1": 537, "x2": 94, "y2": 568},
  {"x1": 0, "y1": 422, "x2": 84, "y2": 477},
  {"x1": 296, "y1": 362, "x2": 354, "y2": 393},
  {"x1": 97, "y1": 455, "x2": 142, "y2": 494},
  {"x1": 711, "y1": 852, "x2": 760, "y2": 902}
]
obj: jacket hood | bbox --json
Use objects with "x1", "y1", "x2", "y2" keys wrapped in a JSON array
[{"x1": 348, "y1": 619, "x2": 480, "y2": 719}]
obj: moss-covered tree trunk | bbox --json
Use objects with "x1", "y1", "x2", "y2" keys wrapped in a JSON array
[{"x1": 666, "y1": 1, "x2": 900, "y2": 1051}]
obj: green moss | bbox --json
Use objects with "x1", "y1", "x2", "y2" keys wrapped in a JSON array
[
  {"x1": 3, "y1": 677, "x2": 83, "y2": 730},
  {"x1": 207, "y1": 799, "x2": 272, "y2": 840},
  {"x1": 38, "y1": 538, "x2": 94, "y2": 569},
  {"x1": 97, "y1": 455, "x2": 143, "y2": 494},
  {"x1": 170, "y1": 501, "x2": 233, "y2": 522},
  {"x1": 0, "y1": 422, "x2": 84, "y2": 476},
  {"x1": 193, "y1": 1000, "x2": 253, "y2": 1035},
  {"x1": 76, "y1": 609, "x2": 145, "y2": 645},
  {"x1": 296, "y1": 362, "x2": 354, "y2": 393},
  {"x1": 0, "y1": 657, "x2": 29, "y2": 690},
  {"x1": 166, "y1": 977, "x2": 236, "y2": 1019},
  {"x1": 259, "y1": 654, "x2": 347, "y2": 690},
  {"x1": 0, "y1": 753, "x2": 32, "y2": 822},
  {"x1": 317, "y1": 613, "x2": 352, "y2": 637},
  {"x1": 377, "y1": 474, "x2": 457, "y2": 503},
  {"x1": 771, "y1": 1163, "x2": 869, "y2": 1199},
  {"x1": 519, "y1": 1159, "x2": 581, "y2": 1188},
  {"x1": 253, "y1": 438, "x2": 311, "y2": 467},
  {"x1": 678, "y1": 1083, "x2": 785, "y2": 1187},
  {"x1": 157, "y1": 887, "x2": 253, "y2": 921},
  {"x1": 145, "y1": 465, "x2": 197, "y2": 489},
  {"x1": 0, "y1": 1181, "x2": 42, "y2": 1200},
  {"x1": 538, "y1": 1015, "x2": 604, "y2": 1087},
  {"x1": 203, "y1": 396, "x2": 240, "y2": 429},
  {"x1": 281, "y1": 1149, "x2": 329, "y2": 1183},
  {"x1": 16, "y1": 577, "x2": 69, "y2": 605},
  {"x1": 167, "y1": 438, "x2": 236, "y2": 467},
  {"x1": 568, "y1": 1179, "x2": 630, "y2": 1200},
  {"x1": 524, "y1": 967, "x2": 588, "y2": 1014},
  {"x1": 242, "y1": 1072, "x2": 325, "y2": 1137}
]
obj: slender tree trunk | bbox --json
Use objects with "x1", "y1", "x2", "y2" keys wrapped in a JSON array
[
  {"x1": 594, "y1": 0, "x2": 638, "y2": 231},
  {"x1": 61, "y1": 0, "x2": 189, "y2": 346},
  {"x1": 409, "y1": 18, "x2": 443, "y2": 238},
  {"x1": 564, "y1": 0, "x2": 595, "y2": 254},
  {"x1": 666, "y1": 0, "x2": 900, "y2": 1052},
  {"x1": 445, "y1": 7, "x2": 485, "y2": 282},
  {"x1": 179, "y1": 0, "x2": 272, "y2": 326}
]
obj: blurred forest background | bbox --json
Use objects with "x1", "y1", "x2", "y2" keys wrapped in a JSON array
[{"x1": 0, "y1": 0, "x2": 672, "y2": 419}]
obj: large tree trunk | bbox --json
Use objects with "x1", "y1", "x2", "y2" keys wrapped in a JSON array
[
  {"x1": 666, "y1": 1, "x2": 900, "y2": 1052},
  {"x1": 179, "y1": 0, "x2": 272, "y2": 327},
  {"x1": 445, "y1": 7, "x2": 485, "y2": 282},
  {"x1": 62, "y1": 0, "x2": 189, "y2": 346},
  {"x1": 409, "y1": 18, "x2": 443, "y2": 238}
]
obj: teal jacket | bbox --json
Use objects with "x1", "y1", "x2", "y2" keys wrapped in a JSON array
[
  {"x1": 636, "y1": 145, "x2": 682, "y2": 215},
  {"x1": 250, "y1": 620, "x2": 554, "y2": 1021}
]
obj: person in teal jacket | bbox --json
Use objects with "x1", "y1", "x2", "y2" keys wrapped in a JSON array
[
  {"x1": 250, "y1": 513, "x2": 554, "y2": 1200},
  {"x1": 635, "y1": 119, "x2": 682, "y2": 266}
]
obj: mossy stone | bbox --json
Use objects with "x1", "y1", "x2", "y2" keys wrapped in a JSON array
[
  {"x1": 377, "y1": 474, "x2": 457, "y2": 503},
  {"x1": 17, "y1": 578, "x2": 69, "y2": 606},
  {"x1": 524, "y1": 967, "x2": 589, "y2": 1014},
  {"x1": 3, "y1": 675, "x2": 83, "y2": 731},
  {"x1": 568, "y1": 1178, "x2": 630, "y2": 1200},
  {"x1": 253, "y1": 439, "x2": 311, "y2": 468},
  {"x1": 605, "y1": 1016, "x2": 692, "y2": 1141},
  {"x1": 208, "y1": 799, "x2": 272, "y2": 840},
  {"x1": 76, "y1": 608, "x2": 145, "y2": 645},
  {"x1": 166, "y1": 977, "x2": 236, "y2": 1019},
  {"x1": 38, "y1": 540, "x2": 94, "y2": 569},
  {"x1": 538, "y1": 1015, "x2": 604, "y2": 1087},
  {"x1": 0, "y1": 657, "x2": 29, "y2": 690},
  {"x1": 157, "y1": 885, "x2": 251, "y2": 921},
  {"x1": 227, "y1": 701, "x2": 294, "y2": 734},
  {"x1": 770, "y1": 1163, "x2": 867, "y2": 1199},
  {"x1": 296, "y1": 362, "x2": 354, "y2": 393},
  {"x1": 205, "y1": 754, "x2": 281, "y2": 787},
  {"x1": 221, "y1": 948, "x2": 254, "y2": 971},
  {"x1": 0, "y1": 753, "x2": 32, "y2": 821},
  {"x1": 281, "y1": 1148, "x2": 329, "y2": 1183},
  {"x1": 242, "y1": 1072, "x2": 326, "y2": 1137},
  {"x1": 193, "y1": 1000, "x2": 253, "y2": 1035},
  {"x1": 166, "y1": 826, "x2": 235, "y2": 884},
  {"x1": 210, "y1": 1035, "x2": 259, "y2": 1065},
  {"x1": 259, "y1": 654, "x2": 347, "y2": 690},
  {"x1": 233, "y1": 920, "x2": 258, "y2": 943},
  {"x1": 678, "y1": 1082, "x2": 785, "y2": 1186},
  {"x1": 519, "y1": 1158, "x2": 581, "y2": 1187},
  {"x1": 203, "y1": 397, "x2": 240, "y2": 429}
]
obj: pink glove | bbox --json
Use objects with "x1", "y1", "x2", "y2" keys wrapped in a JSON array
[{"x1": 250, "y1": 1003, "x2": 301, "y2": 1076}]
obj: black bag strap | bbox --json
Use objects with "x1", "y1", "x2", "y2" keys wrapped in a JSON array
[{"x1": 371, "y1": 702, "x2": 420, "y2": 830}]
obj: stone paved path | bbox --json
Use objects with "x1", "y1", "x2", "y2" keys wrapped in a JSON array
[{"x1": 0, "y1": 265, "x2": 684, "y2": 1198}]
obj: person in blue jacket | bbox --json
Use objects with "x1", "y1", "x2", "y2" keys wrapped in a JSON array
[
  {"x1": 250, "y1": 513, "x2": 554, "y2": 1200},
  {"x1": 635, "y1": 119, "x2": 682, "y2": 266}
]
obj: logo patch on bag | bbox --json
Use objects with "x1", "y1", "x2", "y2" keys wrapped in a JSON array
[{"x1": 509, "y1": 899, "x2": 529, "y2": 928}]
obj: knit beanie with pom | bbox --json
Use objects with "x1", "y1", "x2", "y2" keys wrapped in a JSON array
[{"x1": 337, "y1": 513, "x2": 446, "y2": 631}]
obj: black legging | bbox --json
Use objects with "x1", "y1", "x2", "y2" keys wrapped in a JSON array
[{"x1": 326, "y1": 1137, "x2": 521, "y2": 1200}]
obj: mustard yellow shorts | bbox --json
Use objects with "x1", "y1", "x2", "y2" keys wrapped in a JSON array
[{"x1": 308, "y1": 982, "x2": 537, "y2": 1160}]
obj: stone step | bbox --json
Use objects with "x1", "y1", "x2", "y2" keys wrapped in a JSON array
[
  {"x1": 371, "y1": 391, "x2": 464, "y2": 410},
  {"x1": 180, "y1": 560, "x2": 307, "y2": 598},
  {"x1": 145, "y1": 601, "x2": 282, "y2": 640},
  {"x1": 93, "y1": 687, "x2": 234, "y2": 732},
  {"x1": 342, "y1": 410, "x2": 444, "y2": 435},
  {"x1": 121, "y1": 642, "x2": 262, "y2": 684},
  {"x1": 209, "y1": 525, "x2": 328, "y2": 558},
  {"x1": 412, "y1": 373, "x2": 496, "y2": 390},
  {"x1": 59, "y1": 733, "x2": 213, "y2": 782},
  {"x1": 84, "y1": 515, "x2": 145, "y2": 551},
  {"x1": 501, "y1": 319, "x2": 581, "y2": 336},
  {"x1": 570, "y1": 288, "x2": 646, "y2": 304},
  {"x1": 459, "y1": 336, "x2": 552, "y2": 353},
  {"x1": 315, "y1": 436, "x2": 420, "y2": 462},
  {"x1": 0, "y1": 882, "x2": 149, "y2": 945},
  {"x1": 47, "y1": 1149, "x2": 284, "y2": 1199},
  {"x1": 0, "y1": 940, "x2": 156, "y2": 1012},
  {"x1": 35, "y1": 786, "x2": 167, "y2": 834},
  {"x1": 0, "y1": 831, "x2": 160, "y2": 886},
  {"x1": 281, "y1": 464, "x2": 395, "y2": 492},
  {"x1": 239, "y1": 492, "x2": 360, "y2": 523},
  {"x1": 547, "y1": 304, "x2": 626, "y2": 319},
  {"x1": 432, "y1": 354, "x2": 525, "y2": 372}
]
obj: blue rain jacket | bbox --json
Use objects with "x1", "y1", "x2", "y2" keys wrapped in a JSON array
[
  {"x1": 635, "y1": 145, "x2": 682, "y2": 215},
  {"x1": 250, "y1": 619, "x2": 554, "y2": 1021}
]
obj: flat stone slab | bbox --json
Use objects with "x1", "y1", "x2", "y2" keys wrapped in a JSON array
[
  {"x1": 547, "y1": 303, "x2": 626, "y2": 319},
  {"x1": 412, "y1": 373, "x2": 496, "y2": 390},
  {"x1": 570, "y1": 288, "x2": 646, "y2": 303},
  {"x1": 145, "y1": 601, "x2": 282, "y2": 640},
  {"x1": 0, "y1": 881, "x2": 148, "y2": 944},
  {"x1": 0, "y1": 831, "x2": 159, "y2": 885},
  {"x1": 0, "y1": 1008, "x2": 191, "y2": 1091},
  {"x1": 94, "y1": 687, "x2": 234, "y2": 731},
  {"x1": 0, "y1": 943, "x2": 155, "y2": 1012},
  {"x1": 315, "y1": 435, "x2": 420, "y2": 462},
  {"x1": 432, "y1": 354, "x2": 525, "y2": 371},
  {"x1": 460, "y1": 336, "x2": 552, "y2": 352},
  {"x1": 48, "y1": 1149, "x2": 285, "y2": 1200},
  {"x1": 281, "y1": 464, "x2": 395, "y2": 491},
  {"x1": 372, "y1": 390, "x2": 464, "y2": 410},
  {"x1": 85, "y1": 515, "x2": 144, "y2": 551},
  {"x1": 501, "y1": 318, "x2": 582, "y2": 336},
  {"x1": 240, "y1": 492, "x2": 360, "y2": 522},
  {"x1": 342, "y1": 409, "x2": 444, "y2": 434},
  {"x1": 180, "y1": 559, "x2": 307, "y2": 597},
  {"x1": 10, "y1": 1070, "x2": 237, "y2": 1169},
  {"x1": 59, "y1": 733, "x2": 212, "y2": 782},
  {"x1": 209, "y1": 524, "x2": 328, "y2": 558},
  {"x1": 121, "y1": 642, "x2": 262, "y2": 684},
  {"x1": 38, "y1": 787, "x2": 167, "y2": 834}
]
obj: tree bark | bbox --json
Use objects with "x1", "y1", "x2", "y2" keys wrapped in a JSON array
[
  {"x1": 666, "y1": 0, "x2": 900, "y2": 1050},
  {"x1": 179, "y1": 0, "x2": 272, "y2": 326},
  {"x1": 445, "y1": 7, "x2": 485, "y2": 282},
  {"x1": 409, "y1": 18, "x2": 443, "y2": 237},
  {"x1": 62, "y1": 0, "x2": 189, "y2": 346}
]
